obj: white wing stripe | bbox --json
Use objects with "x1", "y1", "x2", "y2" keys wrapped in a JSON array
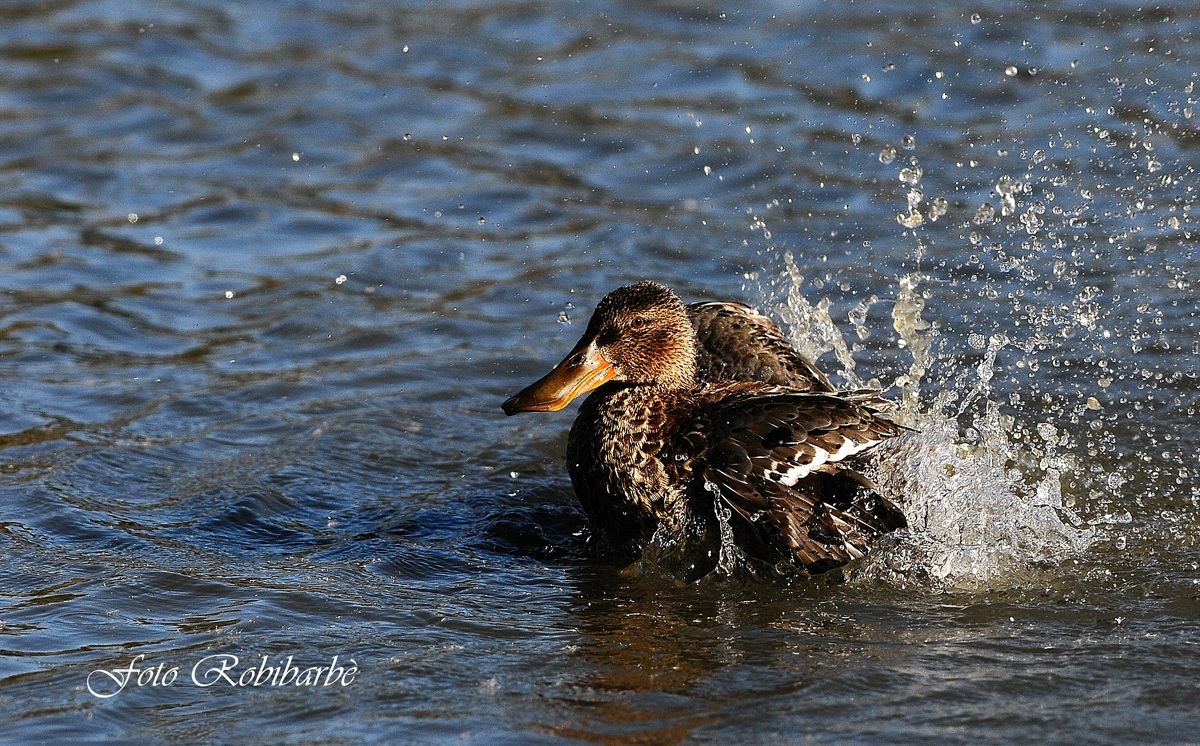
[{"x1": 775, "y1": 436, "x2": 880, "y2": 486}]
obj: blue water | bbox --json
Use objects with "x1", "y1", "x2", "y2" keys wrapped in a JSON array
[{"x1": 1, "y1": 1, "x2": 1197, "y2": 742}]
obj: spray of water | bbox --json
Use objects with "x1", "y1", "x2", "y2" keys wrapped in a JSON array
[
  {"x1": 743, "y1": 257, "x2": 1092, "y2": 591},
  {"x1": 725, "y1": 66, "x2": 1200, "y2": 590}
]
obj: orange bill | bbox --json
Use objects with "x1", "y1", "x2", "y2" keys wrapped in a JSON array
[{"x1": 502, "y1": 339, "x2": 616, "y2": 414}]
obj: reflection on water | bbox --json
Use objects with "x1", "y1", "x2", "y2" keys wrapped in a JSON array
[{"x1": 1, "y1": 0, "x2": 1197, "y2": 741}]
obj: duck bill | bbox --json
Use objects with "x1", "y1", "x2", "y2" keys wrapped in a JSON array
[{"x1": 502, "y1": 340, "x2": 616, "y2": 415}]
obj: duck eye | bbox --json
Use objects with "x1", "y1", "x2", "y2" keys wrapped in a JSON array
[{"x1": 630, "y1": 316, "x2": 647, "y2": 330}]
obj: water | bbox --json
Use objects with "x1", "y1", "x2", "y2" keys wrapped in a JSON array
[{"x1": 1, "y1": 1, "x2": 1197, "y2": 742}]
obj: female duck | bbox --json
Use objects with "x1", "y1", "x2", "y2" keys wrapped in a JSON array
[{"x1": 503, "y1": 281, "x2": 906, "y2": 577}]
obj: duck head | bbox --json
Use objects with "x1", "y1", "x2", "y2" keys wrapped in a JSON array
[{"x1": 502, "y1": 281, "x2": 698, "y2": 414}]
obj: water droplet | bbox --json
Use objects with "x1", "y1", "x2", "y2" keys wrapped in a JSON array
[
  {"x1": 1086, "y1": 397, "x2": 1101, "y2": 410},
  {"x1": 878, "y1": 146, "x2": 897, "y2": 164},
  {"x1": 1005, "y1": 66, "x2": 1018, "y2": 77},
  {"x1": 901, "y1": 134, "x2": 916, "y2": 150},
  {"x1": 154, "y1": 236, "x2": 164, "y2": 245},
  {"x1": 335, "y1": 274, "x2": 347, "y2": 285},
  {"x1": 127, "y1": 212, "x2": 138, "y2": 223},
  {"x1": 970, "y1": 12, "x2": 982, "y2": 24},
  {"x1": 291, "y1": 152, "x2": 300, "y2": 162},
  {"x1": 899, "y1": 165, "x2": 923, "y2": 185},
  {"x1": 928, "y1": 196, "x2": 948, "y2": 221},
  {"x1": 224, "y1": 290, "x2": 234, "y2": 299}
]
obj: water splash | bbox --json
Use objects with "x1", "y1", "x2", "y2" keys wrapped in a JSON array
[
  {"x1": 891, "y1": 274, "x2": 933, "y2": 415},
  {"x1": 727, "y1": 70, "x2": 1200, "y2": 590},
  {"x1": 862, "y1": 429, "x2": 1091, "y2": 590},
  {"x1": 776, "y1": 253, "x2": 865, "y2": 388},
  {"x1": 752, "y1": 265, "x2": 1093, "y2": 590}
]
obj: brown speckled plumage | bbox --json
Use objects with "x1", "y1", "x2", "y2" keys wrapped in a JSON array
[
  {"x1": 503, "y1": 281, "x2": 907, "y2": 578},
  {"x1": 688, "y1": 300, "x2": 834, "y2": 392}
]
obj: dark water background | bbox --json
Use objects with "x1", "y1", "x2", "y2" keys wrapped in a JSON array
[{"x1": 1, "y1": 1, "x2": 1197, "y2": 742}]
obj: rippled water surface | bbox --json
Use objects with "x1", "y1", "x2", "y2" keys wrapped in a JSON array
[{"x1": 1, "y1": 1, "x2": 1197, "y2": 742}]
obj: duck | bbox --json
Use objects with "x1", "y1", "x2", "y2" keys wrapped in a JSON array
[{"x1": 502, "y1": 281, "x2": 907, "y2": 578}]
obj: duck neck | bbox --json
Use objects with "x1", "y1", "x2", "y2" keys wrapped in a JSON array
[{"x1": 651, "y1": 329, "x2": 699, "y2": 392}]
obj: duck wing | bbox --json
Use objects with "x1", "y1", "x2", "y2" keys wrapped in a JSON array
[
  {"x1": 687, "y1": 301, "x2": 834, "y2": 392},
  {"x1": 686, "y1": 387, "x2": 907, "y2": 573}
]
